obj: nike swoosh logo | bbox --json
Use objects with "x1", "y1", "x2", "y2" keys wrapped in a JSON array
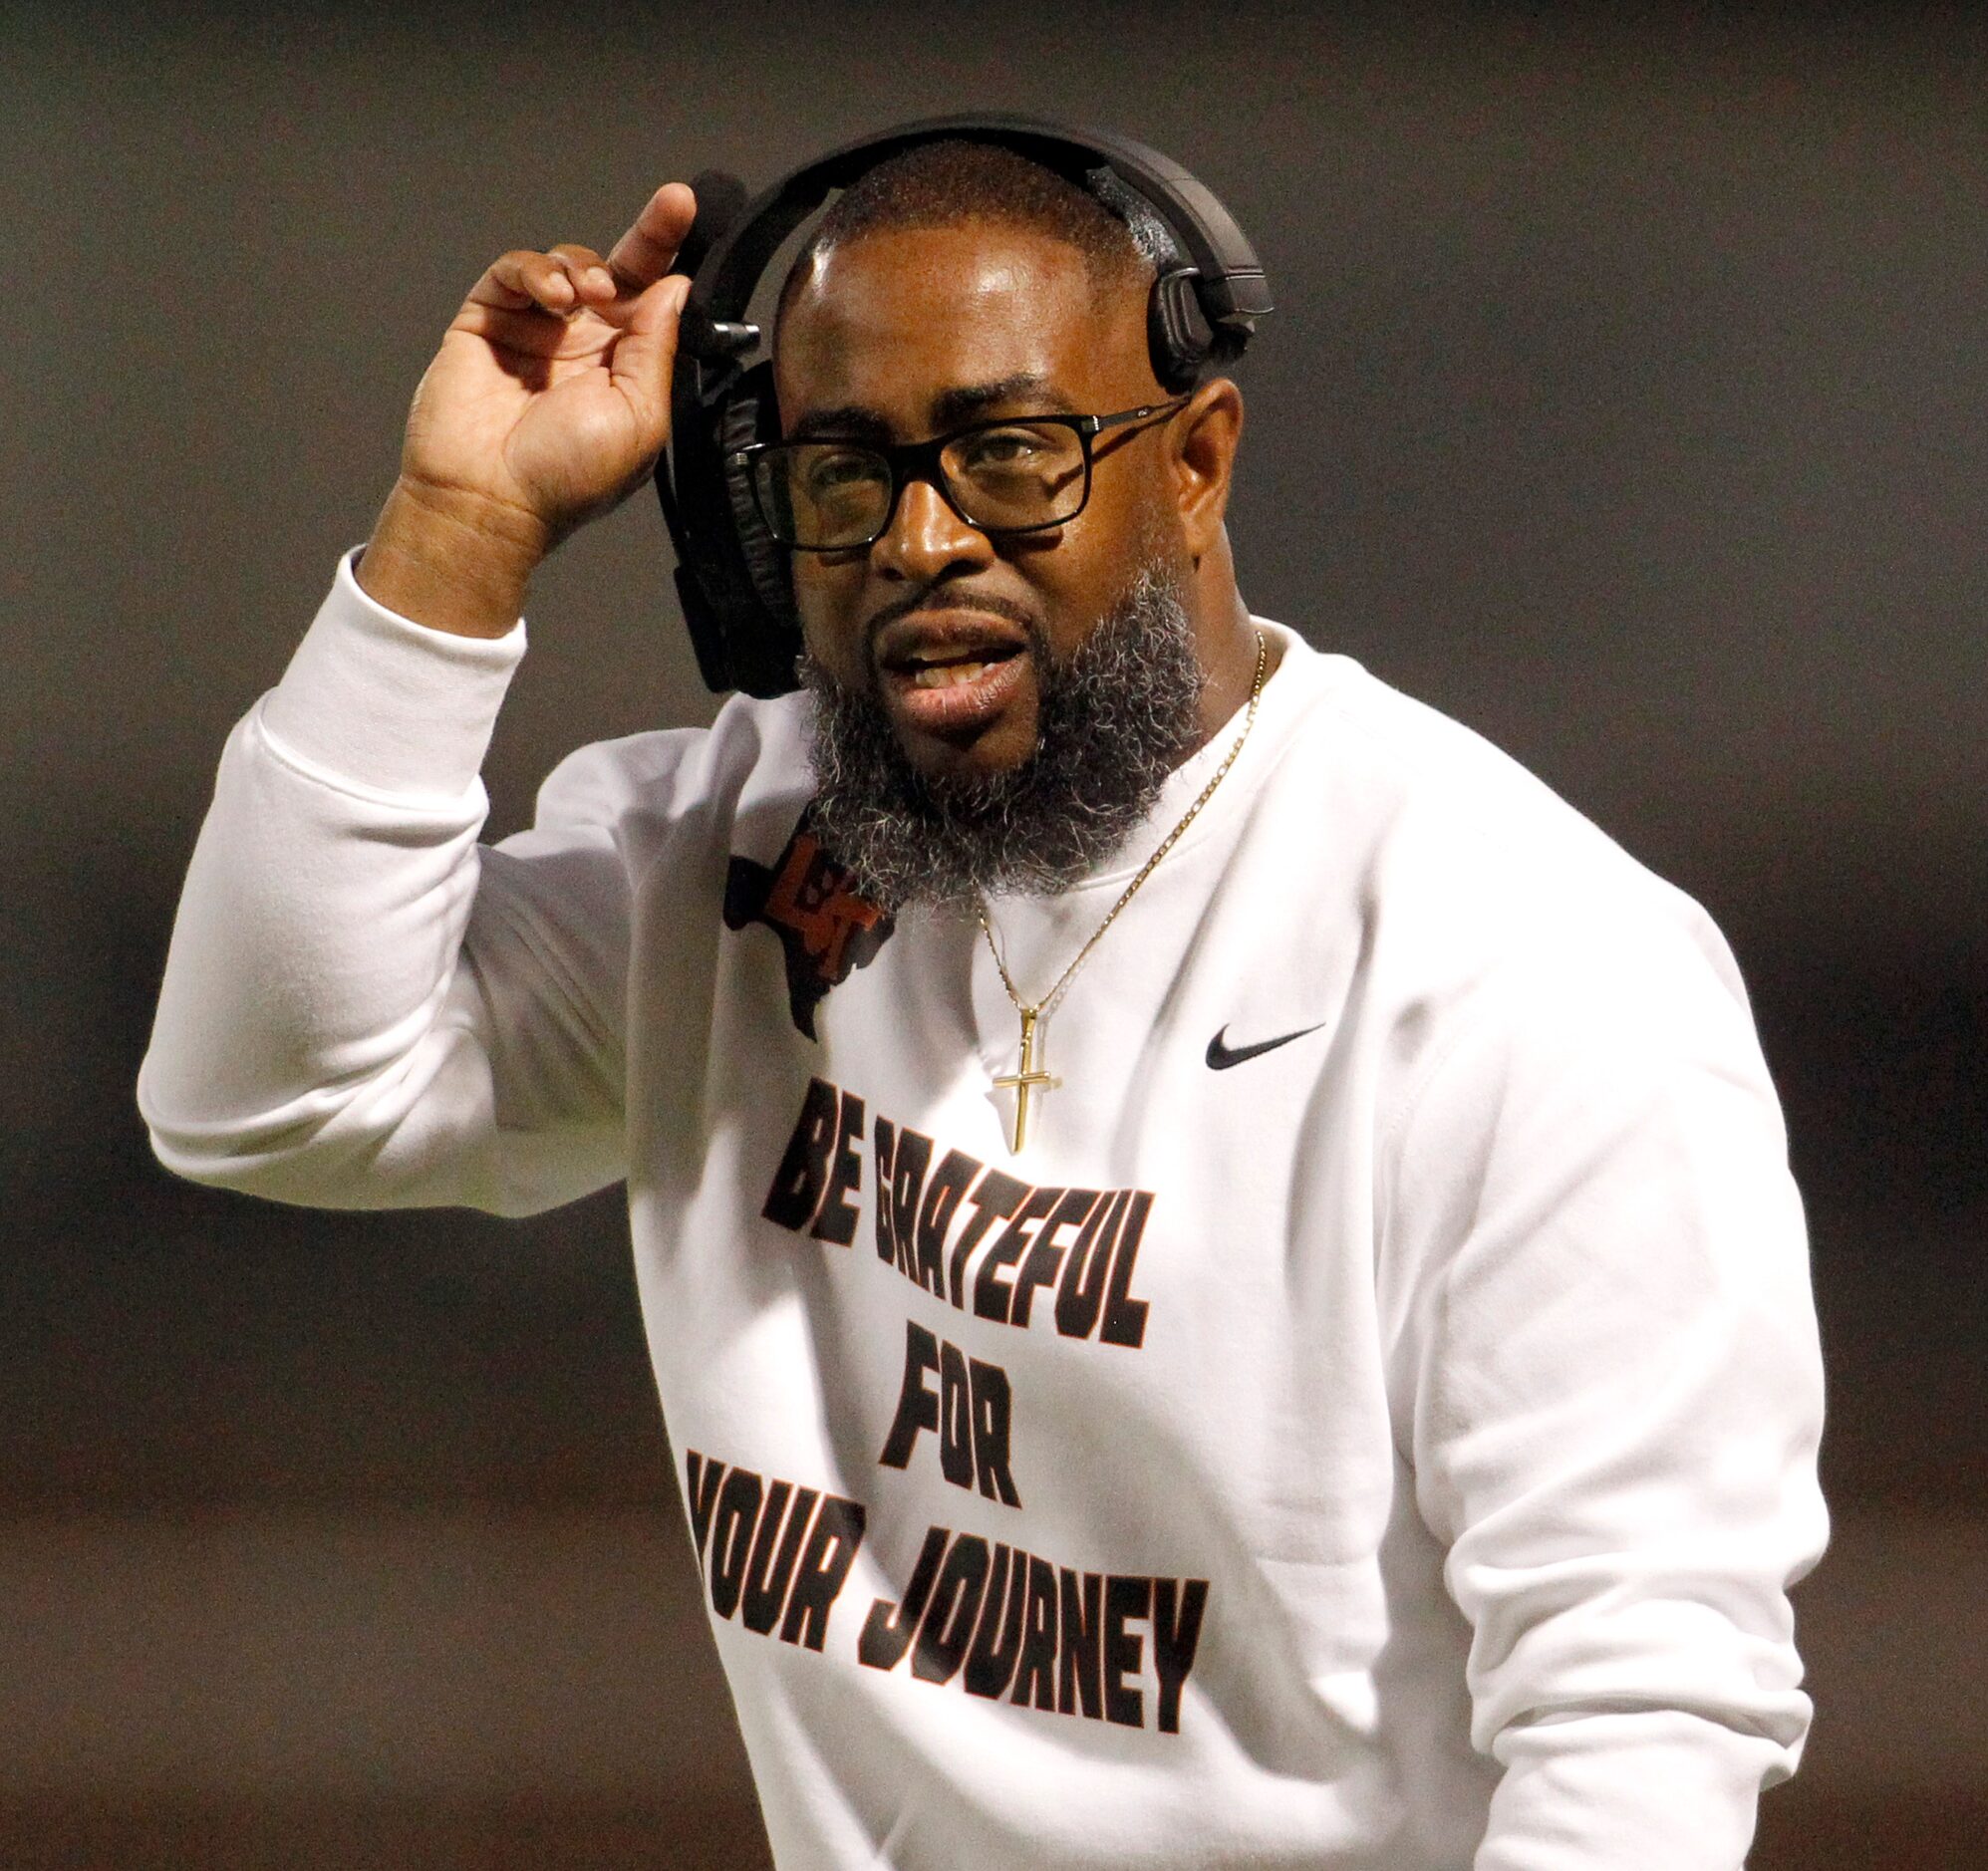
[{"x1": 1205, "y1": 1022, "x2": 1325, "y2": 1070}]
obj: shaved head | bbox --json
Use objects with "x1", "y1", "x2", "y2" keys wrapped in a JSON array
[{"x1": 778, "y1": 138, "x2": 1166, "y2": 337}]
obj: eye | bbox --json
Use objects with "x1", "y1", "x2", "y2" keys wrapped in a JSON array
[
  {"x1": 800, "y1": 447, "x2": 888, "y2": 499},
  {"x1": 957, "y1": 426, "x2": 1049, "y2": 472}
]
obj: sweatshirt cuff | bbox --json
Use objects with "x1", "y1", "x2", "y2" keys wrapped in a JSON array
[{"x1": 260, "y1": 548, "x2": 528, "y2": 798}]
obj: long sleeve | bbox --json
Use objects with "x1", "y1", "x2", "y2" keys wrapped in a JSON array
[
  {"x1": 1379, "y1": 895, "x2": 1828, "y2": 1869},
  {"x1": 140, "y1": 552, "x2": 631, "y2": 1216}
]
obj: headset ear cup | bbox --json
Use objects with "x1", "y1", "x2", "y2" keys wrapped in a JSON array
[
  {"x1": 666, "y1": 354, "x2": 803, "y2": 697},
  {"x1": 1149, "y1": 267, "x2": 1215, "y2": 392},
  {"x1": 718, "y1": 364, "x2": 797, "y2": 630}
]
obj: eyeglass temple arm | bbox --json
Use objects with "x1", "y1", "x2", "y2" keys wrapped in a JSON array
[{"x1": 1085, "y1": 396, "x2": 1193, "y2": 438}]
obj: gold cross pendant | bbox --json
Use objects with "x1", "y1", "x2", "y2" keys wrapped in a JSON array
[{"x1": 993, "y1": 1006, "x2": 1057, "y2": 1154}]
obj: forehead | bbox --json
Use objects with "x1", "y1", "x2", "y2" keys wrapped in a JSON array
[{"x1": 773, "y1": 220, "x2": 1152, "y2": 433}]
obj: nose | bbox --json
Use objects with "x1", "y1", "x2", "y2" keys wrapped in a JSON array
[{"x1": 868, "y1": 473, "x2": 994, "y2": 585}]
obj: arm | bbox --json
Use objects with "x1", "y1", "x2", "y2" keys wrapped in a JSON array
[
  {"x1": 1381, "y1": 904, "x2": 1828, "y2": 1869},
  {"x1": 139, "y1": 186, "x2": 701, "y2": 1211}
]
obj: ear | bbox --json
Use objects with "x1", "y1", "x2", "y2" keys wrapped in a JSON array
[{"x1": 1170, "y1": 378, "x2": 1245, "y2": 563}]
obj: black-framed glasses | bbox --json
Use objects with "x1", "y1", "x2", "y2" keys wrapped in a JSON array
[{"x1": 729, "y1": 397, "x2": 1191, "y2": 552}]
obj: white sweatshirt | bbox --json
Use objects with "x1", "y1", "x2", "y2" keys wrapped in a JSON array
[{"x1": 142, "y1": 555, "x2": 1827, "y2": 1870}]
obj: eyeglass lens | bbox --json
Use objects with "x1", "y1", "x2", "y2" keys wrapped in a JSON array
[{"x1": 751, "y1": 422, "x2": 1090, "y2": 549}]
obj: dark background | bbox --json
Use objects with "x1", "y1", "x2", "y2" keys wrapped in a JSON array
[{"x1": 4, "y1": 3, "x2": 1983, "y2": 1865}]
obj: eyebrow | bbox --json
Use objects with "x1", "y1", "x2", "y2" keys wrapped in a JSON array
[
  {"x1": 787, "y1": 373, "x2": 1078, "y2": 443},
  {"x1": 933, "y1": 374, "x2": 1076, "y2": 428}
]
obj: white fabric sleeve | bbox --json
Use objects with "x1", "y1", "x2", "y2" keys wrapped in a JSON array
[
  {"x1": 139, "y1": 552, "x2": 630, "y2": 1216},
  {"x1": 1379, "y1": 901, "x2": 1828, "y2": 1870}
]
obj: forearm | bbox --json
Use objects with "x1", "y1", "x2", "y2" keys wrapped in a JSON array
[
  {"x1": 1382, "y1": 906, "x2": 1827, "y2": 1867},
  {"x1": 139, "y1": 552, "x2": 524, "y2": 1204},
  {"x1": 356, "y1": 477, "x2": 547, "y2": 641},
  {"x1": 1477, "y1": 1709, "x2": 1793, "y2": 1871}
]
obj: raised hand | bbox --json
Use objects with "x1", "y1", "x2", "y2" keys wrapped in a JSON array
[{"x1": 359, "y1": 182, "x2": 699, "y2": 638}]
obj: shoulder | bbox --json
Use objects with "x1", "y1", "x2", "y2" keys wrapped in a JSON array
[
  {"x1": 1249, "y1": 626, "x2": 1764, "y2": 1096},
  {"x1": 524, "y1": 689, "x2": 816, "y2": 848},
  {"x1": 1269, "y1": 629, "x2": 1729, "y2": 947},
  {"x1": 1265, "y1": 635, "x2": 1664, "y2": 901}
]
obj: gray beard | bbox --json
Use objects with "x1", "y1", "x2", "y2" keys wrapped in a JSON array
[{"x1": 799, "y1": 563, "x2": 1207, "y2": 912}]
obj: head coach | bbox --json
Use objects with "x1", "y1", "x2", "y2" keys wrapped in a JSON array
[{"x1": 140, "y1": 119, "x2": 1826, "y2": 1868}]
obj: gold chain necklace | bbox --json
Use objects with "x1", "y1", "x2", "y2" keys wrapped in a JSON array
[{"x1": 979, "y1": 626, "x2": 1270, "y2": 1152}]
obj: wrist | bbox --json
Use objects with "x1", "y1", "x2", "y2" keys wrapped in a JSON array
[{"x1": 357, "y1": 479, "x2": 550, "y2": 639}]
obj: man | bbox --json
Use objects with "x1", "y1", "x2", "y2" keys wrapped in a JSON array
[{"x1": 141, "y1": 136, "x2": 1826, "y2": 1867}]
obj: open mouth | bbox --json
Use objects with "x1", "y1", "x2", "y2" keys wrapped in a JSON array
[
  {"x1": 893, "y1": 645, "x2": 1024, "y2": 689},
  {"x1": 873, "y1": 613, "x2": 1035, "y2": 735}
]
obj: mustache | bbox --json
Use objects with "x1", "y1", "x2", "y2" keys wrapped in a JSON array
[{"x1": 862, "y1": 583, "x2": 1044, "y2": 659}]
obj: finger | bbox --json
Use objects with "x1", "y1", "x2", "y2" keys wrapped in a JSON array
[
  {"x1": 448, "y1": 301, "x2": 615, "y2": 357},
  {"x1": 548, "y1": 242, "x2": 618, "y2": 307},
  {"x1": 470, "y1": 248, "x2": 583, "y2": 316},
  {"x1": 608, "y1": 273, "x2": 694, "y2": 438},
  {"x1": 606, "y1": 181, "x2": 698, "y2": 292}
]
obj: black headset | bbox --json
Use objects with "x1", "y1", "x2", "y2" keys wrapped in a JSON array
[{"x1": 655, "y1": 115, "x2": 1273, "y2": 698}]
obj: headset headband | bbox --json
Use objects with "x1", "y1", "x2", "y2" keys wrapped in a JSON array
[
  {"x1": 680, "y1": 115, "x2": 1271, "y2": 364},
  {"x1": 659, "y1": 116, "x2": 1272, "y2": 696}
]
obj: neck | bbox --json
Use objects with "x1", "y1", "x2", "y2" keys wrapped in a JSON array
[{"x1": 1185, "y1": 528, "x2": 1275, "y2": 755}]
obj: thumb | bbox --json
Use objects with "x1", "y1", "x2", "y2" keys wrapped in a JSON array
[{"x1": 610, "y1": 273, "x2": 694, "y2": 444}]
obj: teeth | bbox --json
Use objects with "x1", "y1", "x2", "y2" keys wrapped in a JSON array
[{"x1": 912, "y1": 661, "x2": 989, "y2": 688}]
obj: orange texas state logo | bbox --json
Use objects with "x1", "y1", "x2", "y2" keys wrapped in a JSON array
[{"x1": 724, "y1": 808, "x2": 897, "y2": 1039}]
